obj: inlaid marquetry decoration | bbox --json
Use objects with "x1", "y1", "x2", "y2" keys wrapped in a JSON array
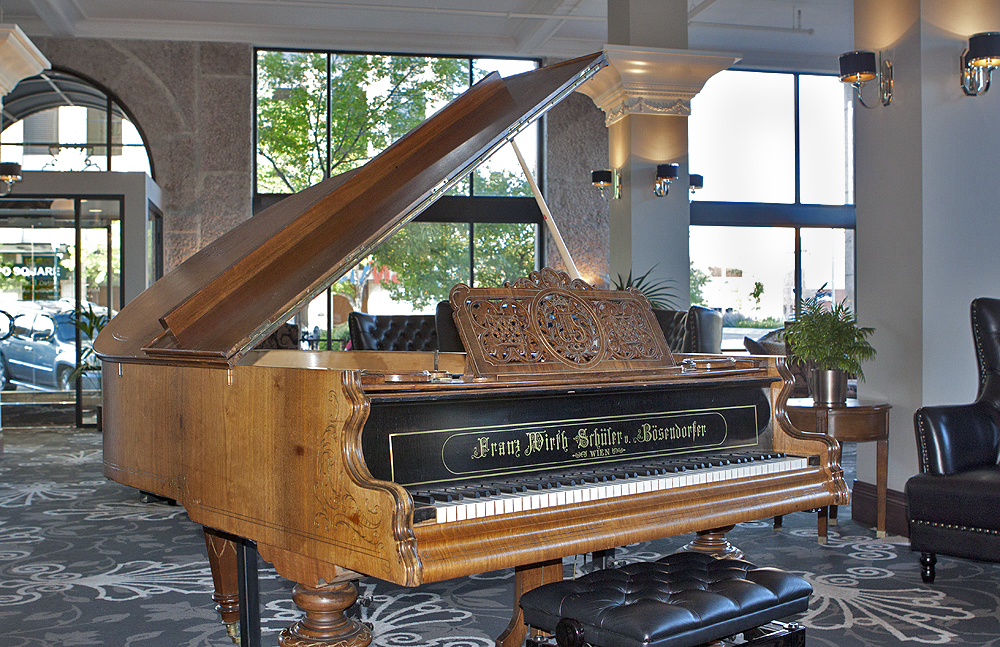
[{"x1": 449, "y1": 268, "x2": 678, "y2": 381}]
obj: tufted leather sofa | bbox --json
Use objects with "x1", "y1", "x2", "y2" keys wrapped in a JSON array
[
  {"x1": 906, "y1": 297, "x2": 1000, "y2": 583},
  {"x1": 347, "y1": 312, "x2": 439, "y2": 351},
  {"x1": 350, "y1": 304, "x2": 723, "y2": 354},
  {"x1": 653, "y1": 305, "x2": 724, "y2": 354}
]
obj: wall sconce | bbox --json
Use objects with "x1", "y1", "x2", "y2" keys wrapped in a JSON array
[
  {"x1": 961, "y1": 32, "x2": 1000, "y2": 96},
  {"x1": 591, "y1": 168, "x2": 620, "y2": 200},
  {"x1": 839, "y1": 50, "x2": 892, "y2": 108},
  {"x1": 0, "y1": 162, "x2": 21, "y2": 197},
  {"x1": 654, "y1": 163, "x2": 678, "y2": 197},
  {"x1": 689, "y1": 173, "x2": 703, "y2": 193}
]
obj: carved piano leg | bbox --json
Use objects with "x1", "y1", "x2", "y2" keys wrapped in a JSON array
[
  {"x1": 279, "y1": 580, "x2": 372, "y2": 647},
  {"x1": 680, "y1": 526, "x2": 744, "y2": 560},
  {"x1": 203, "y1": 527, "x2": 241, "y2": 644},
  {"x1": 496, "y1": 558, "x2": 563, "y2": 647}
]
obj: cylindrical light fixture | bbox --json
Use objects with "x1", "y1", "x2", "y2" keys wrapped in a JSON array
[
  {"x1": 591, "y1": 169, "x2": 613, "y2": 187},
  {"x1": 654, "y1": 163, "x2": 679, "y2": 197},
  {"x1": 0, "y1": 162, "x2": 22, "y2": 197},
  {"x1": 689, "y1": 173, "x2": 703, "y2": 191},
  {"x1": 966, "y1": 32, "x2": 1000, "y2": 68},
  {"x1": 839, "y1": 51, "x2": 878, "y2": 83}
]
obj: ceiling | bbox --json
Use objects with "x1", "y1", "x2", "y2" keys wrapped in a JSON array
[{"x1": 3, "y1": 0, "x2": 853, "y2": 72}]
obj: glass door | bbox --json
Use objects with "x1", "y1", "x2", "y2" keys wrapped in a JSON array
[{"x1": 0, "y1": 196, "x2": 121, "y2": 426}]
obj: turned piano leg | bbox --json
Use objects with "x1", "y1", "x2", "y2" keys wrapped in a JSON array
[
  {"x1": 279, "y1": 580, "x2": 372, "y2": 647},
  {"x1": 680, "y1": 525, "x2": 744, "y2": 560},
  {"x1": 497, "y1": 558, "x2": 563, "y2": 647},
  {"x1": 203, "y1": 527, "x2": 241, "y2": 644}
]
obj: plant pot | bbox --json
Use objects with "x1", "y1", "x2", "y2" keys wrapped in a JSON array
[{"x1": 811, "y1": 369, "x2": 848, "y2": 404}]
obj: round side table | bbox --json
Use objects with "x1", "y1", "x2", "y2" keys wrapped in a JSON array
[{"x1": 786, "y1": 397, "x2": 890, "y2": 542}]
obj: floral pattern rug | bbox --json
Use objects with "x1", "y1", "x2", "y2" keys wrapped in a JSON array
[{"x1": 2, "y1": 428, "x2": 999, "y2": 647}]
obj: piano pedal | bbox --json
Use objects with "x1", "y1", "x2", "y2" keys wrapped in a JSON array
[{"x1": 722, "y1": 621, "x2": 806, "y2": 646}]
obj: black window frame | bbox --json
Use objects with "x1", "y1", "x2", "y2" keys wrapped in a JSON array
[
  {"x1": 690, "y1": 69, "x2": 857, "y2": 314},
  {"x1": 252, "y1": 49, "x2": 547, "y2": 286}
]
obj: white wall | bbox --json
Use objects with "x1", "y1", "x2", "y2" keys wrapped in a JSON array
[{"x1": 854, "y1": 0, "x2": 1000, "y2": 494}]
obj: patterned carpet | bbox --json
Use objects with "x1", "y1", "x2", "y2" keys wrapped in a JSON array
[{"x1": 2, "y1": 427, "x2": 1000, "y2": 647}]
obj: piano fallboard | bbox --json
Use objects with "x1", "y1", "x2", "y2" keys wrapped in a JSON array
[{"x1": 362, "y1": 378, "x2": 776, "y2": 488}]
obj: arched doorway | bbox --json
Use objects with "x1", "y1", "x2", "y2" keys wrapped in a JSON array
[{"x1": 0, "y1": 69, "x2": 158, "y2": 428}]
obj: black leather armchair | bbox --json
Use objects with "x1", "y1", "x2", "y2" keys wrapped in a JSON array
[
  {"x1": 906, "y1": 297, "x2": 1000, "y2": 583},
  {"x1": 653, "y1": 305, "x2": 724, "y2": 354}
]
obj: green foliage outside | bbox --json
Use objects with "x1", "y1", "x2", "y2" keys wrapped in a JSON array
[
  {"x1": 257, "y1": 51, "x2": 539, "y2": 310},
  {"x1": 690, "y1": 264, "x2": 710, "y2": 305},
  {"x1": 257, "y1": 52, "x2": 468, "y2": 192}
]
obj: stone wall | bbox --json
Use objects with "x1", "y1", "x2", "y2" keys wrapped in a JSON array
[
  {"x1": 29, "y1": 37, "x2": 254, "y2": 272},
  {"x1": 24, "y1": 39, "x2": 611, "y2": 284},
  {"x1": 544, "y1": 92, "x2": 610, "y2": 286}
]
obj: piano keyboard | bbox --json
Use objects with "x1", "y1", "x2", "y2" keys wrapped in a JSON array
[{"x1": 410, "y1": 453, "x2": 810, "y2": 524}]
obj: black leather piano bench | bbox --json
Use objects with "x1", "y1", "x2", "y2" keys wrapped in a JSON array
[{"x1": 520, "y1": 552, "x2": 811, "y2": 647}]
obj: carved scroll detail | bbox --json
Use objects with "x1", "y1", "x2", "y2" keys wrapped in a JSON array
[
  {"x1": 314, "y1": 423, "x2": 384, "y2": 536},
  {"x1": 450, "y1": 268, "x2": 676, "y2": 380}
]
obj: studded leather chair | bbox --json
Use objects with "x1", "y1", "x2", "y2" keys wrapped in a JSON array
[
  {"x1": 653, "y1": 305, "x2": 724, "y2": 354},
  {"x1": 906, "y1": 297, "x2": 1000, "y2": 582},
  {"x1": 347, "y1": 312, "x2": 439, "y2": 351}
]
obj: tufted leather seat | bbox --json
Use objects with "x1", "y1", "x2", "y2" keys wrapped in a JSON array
[
  {"x1": 520, "y1": 552, "x2": 811, "y2": 647},
  {"x1": 348, "y1": 312, "x2": 439, "y2": 351},
  {"x1": 906, "y1": 297, "x2": 1000, "y2": 582},
  {"x1": 653, "y1": 306, "x2": 724, "y2": 354}
]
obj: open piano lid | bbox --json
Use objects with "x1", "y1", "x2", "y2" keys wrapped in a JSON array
[{"x1": 94, "y1": 52, "x2": 607, "y2": 366}]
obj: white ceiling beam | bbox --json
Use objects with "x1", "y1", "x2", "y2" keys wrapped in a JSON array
[
  {"x1": 513, "y1": 0, "x2": 592, "y2": 55},
  {"x1": 28, "y1": 0, "x2": 82, "y2": 37}
]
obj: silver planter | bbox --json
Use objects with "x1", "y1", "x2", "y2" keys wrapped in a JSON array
[{"x1": 812, "y1": 369, "x2": 848, "y2": 404}]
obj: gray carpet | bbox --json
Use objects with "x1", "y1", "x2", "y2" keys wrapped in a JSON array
[{"x1": 2, "y1": 427, "x2": 1000, "y2": 646}]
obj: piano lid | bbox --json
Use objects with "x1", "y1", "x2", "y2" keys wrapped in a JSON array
[{"x1": 94, "y1": 52, "x2": 607, "y2": 366}]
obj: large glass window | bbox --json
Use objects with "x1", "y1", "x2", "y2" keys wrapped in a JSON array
[
  {"x1": 256, "y1": 50, "x2": 541, "y2": 349},
  {"x1": 689, "y1": 72, "x2": 796, "y2": 204},
  {"x1": 688, "y1": 70, "x2": 856, "y2": 349}
]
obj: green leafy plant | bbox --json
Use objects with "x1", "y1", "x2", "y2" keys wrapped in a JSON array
[
  {"x1": 612, "y1": 266, "x2": 680, "y2": 310},
  {"x1": 785, "y1": 292, "x2": 876, "y2": 380},
  {"x1": 68, "y1": 304, "x2": 109, "y2": 383}
]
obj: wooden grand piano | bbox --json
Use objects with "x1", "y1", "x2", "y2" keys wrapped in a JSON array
[{"x1": 95, "y1": 52, "x2": 848, "y2": 647}]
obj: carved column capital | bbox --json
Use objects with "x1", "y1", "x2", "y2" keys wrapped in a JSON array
[{"x1": 576, "y1": 45, "x2": 740, "y2": 126}]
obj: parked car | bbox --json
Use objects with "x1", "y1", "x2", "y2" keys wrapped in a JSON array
[{"x1": 0, "y1": 300, "x2": 104, "y2": 391}]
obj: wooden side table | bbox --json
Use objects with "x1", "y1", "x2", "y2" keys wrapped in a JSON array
[{"x1": 785, "y1": 397, "x2": 891, "y2": 542}]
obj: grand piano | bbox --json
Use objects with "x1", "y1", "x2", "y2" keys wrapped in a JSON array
[{"x1": 95, "y1": 52, "x2": 848, "y2": 647}]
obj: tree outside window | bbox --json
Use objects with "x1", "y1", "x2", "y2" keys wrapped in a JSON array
[{"x1": 256, "y1": 51, "x2": 540, "y2": 324}]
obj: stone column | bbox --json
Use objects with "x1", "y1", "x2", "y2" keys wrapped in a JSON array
[{"x1": 576, "y1": 0, "x2": 735, "y2": 305}]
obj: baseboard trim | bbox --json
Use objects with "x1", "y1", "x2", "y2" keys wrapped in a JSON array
[{"x1": 851, "y1": 479, "x2": 909, "y2": 537}]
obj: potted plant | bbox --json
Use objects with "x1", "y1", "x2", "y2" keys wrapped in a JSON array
[{"x1": 784, "y1": 292, "x2": 876, "y2": 404}]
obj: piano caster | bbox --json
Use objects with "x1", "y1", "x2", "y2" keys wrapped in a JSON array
[
  {"x1": 680, "y1": 526, "x2": 744, "y2": 560},
  {"x1": 278, "y1": 581, "x2": 373, "y2": 647},
  {"x1": 225, "y1": 622, "x2": 240, "y2": 645}
]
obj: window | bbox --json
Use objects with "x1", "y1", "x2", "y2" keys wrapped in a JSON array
[
  {"x1": 688, "y1": 70, "x2": 855, "y2": 347},
  {"x1": 0, "y1": 70, "x2": 152, "y2": 175},
  {"x1": 255, "y1": 50, "x2": 542, "y2": 348}
]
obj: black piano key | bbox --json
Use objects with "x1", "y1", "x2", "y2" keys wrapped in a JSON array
[{"x1": 413, "y1": 506, "x2": 437, "y2": 523}]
